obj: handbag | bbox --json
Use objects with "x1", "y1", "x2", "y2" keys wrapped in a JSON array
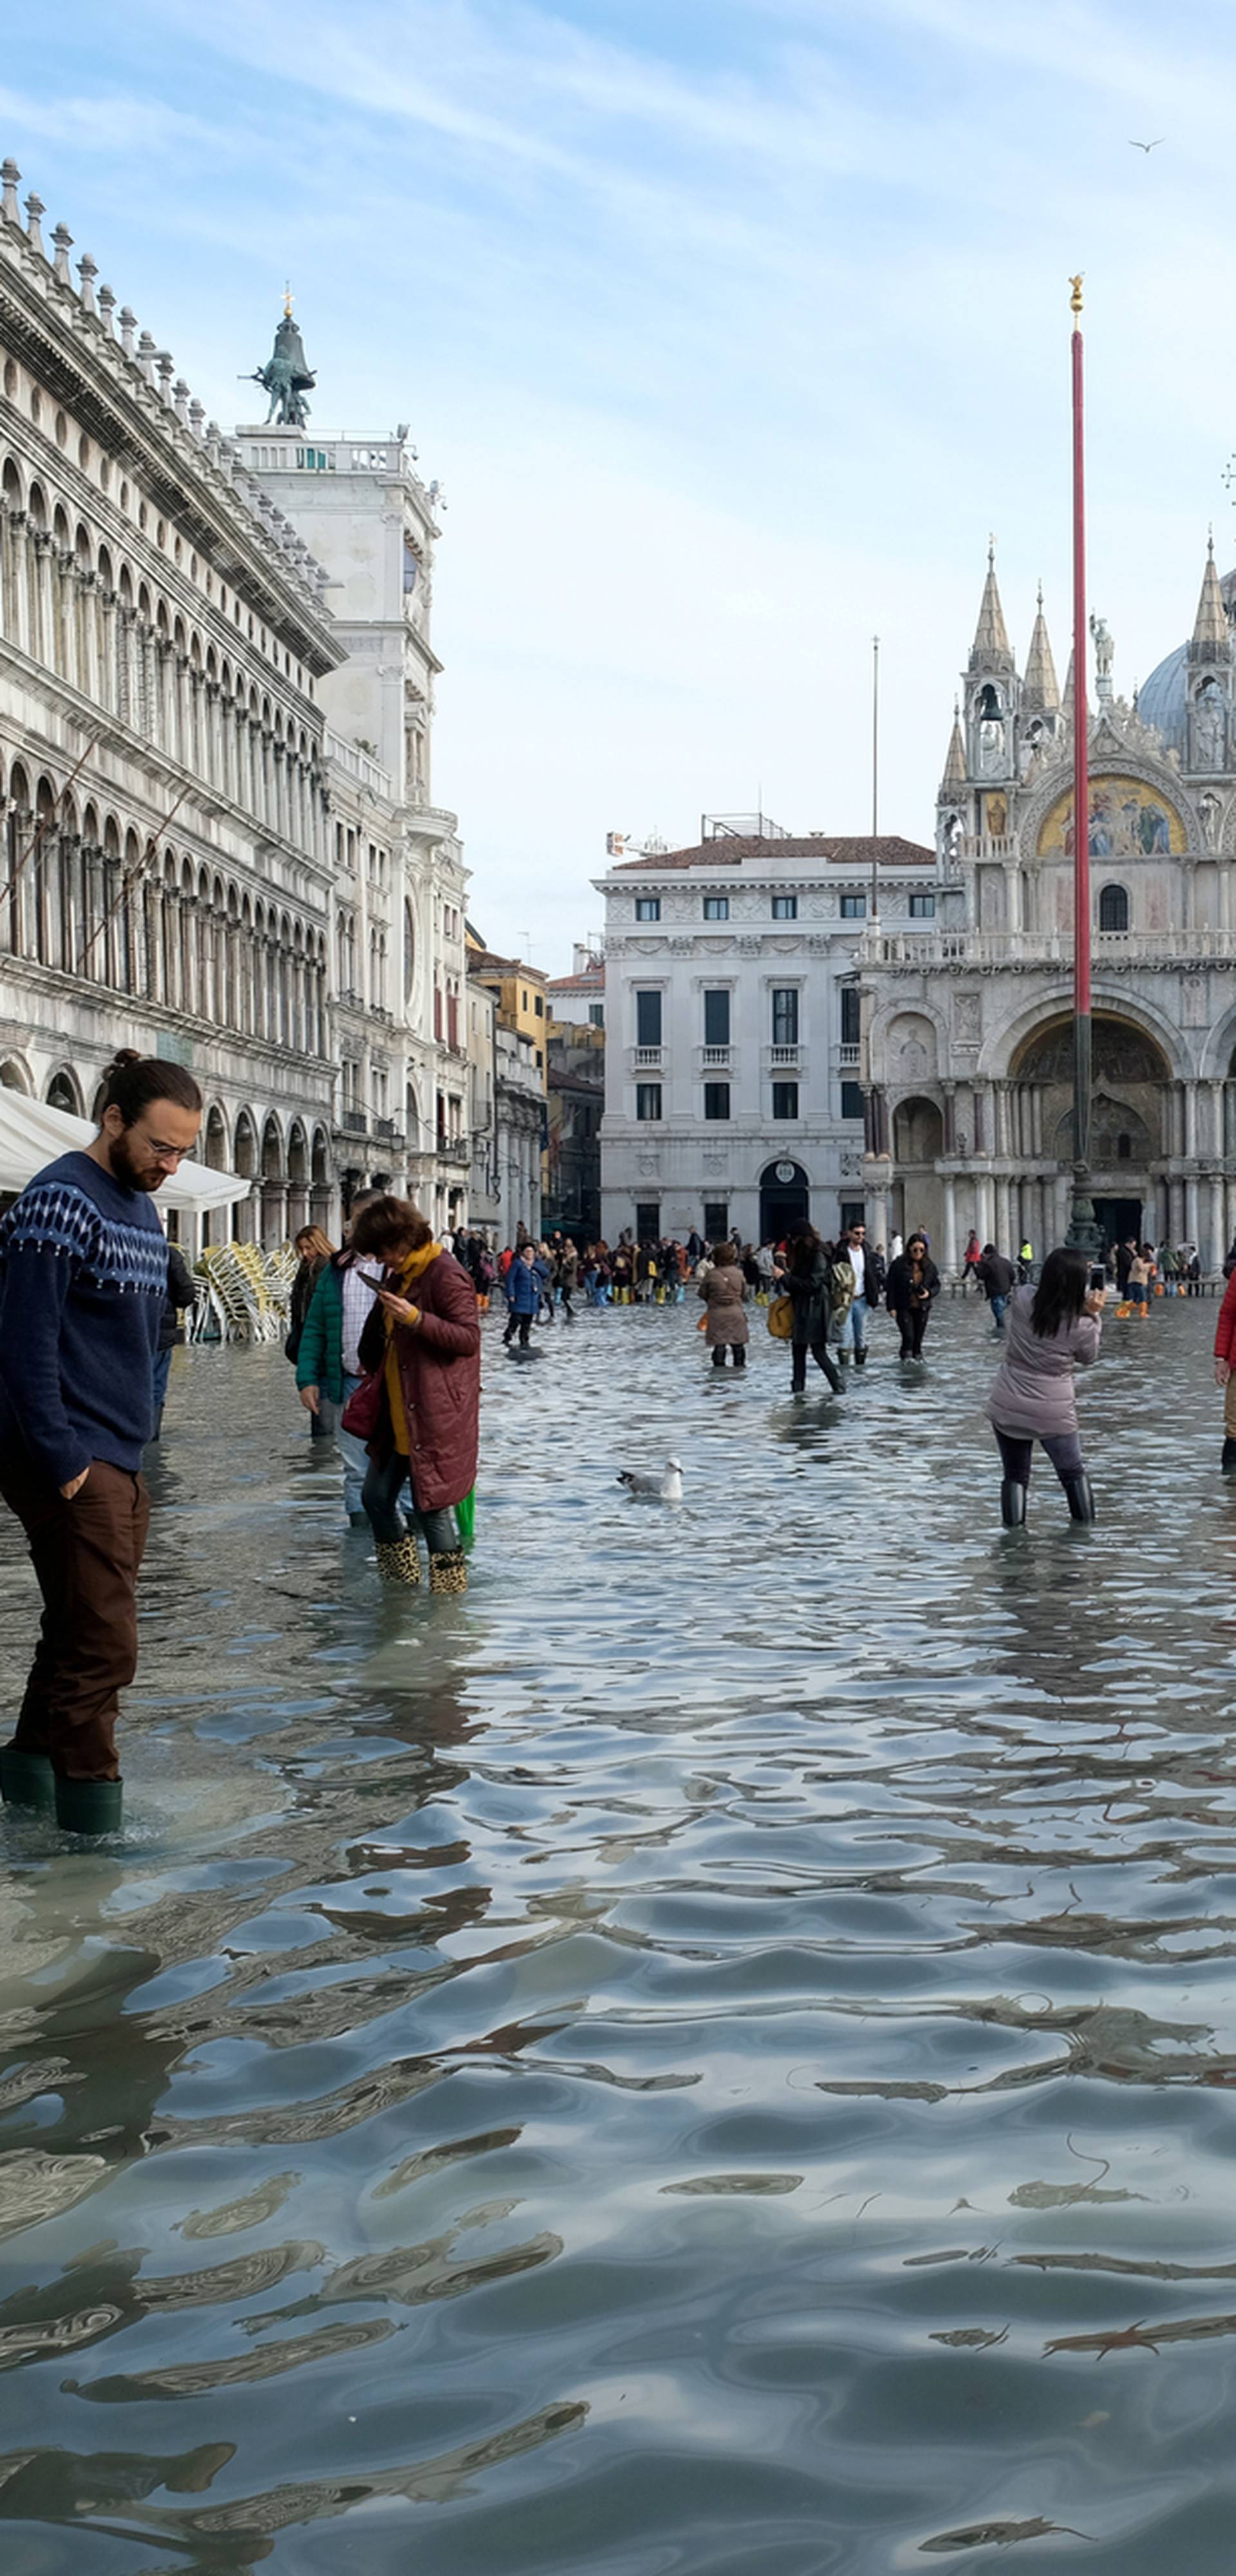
[
  {"x1": 341, "y1": 1368, "x2": 385, "y2": 1439},
  {"x1": 283, "y1": 1323, "x2": 301, "y2": 1365},
  {"x1": 767, "y1": 1294, "x2": 794, "y2": 1341}
]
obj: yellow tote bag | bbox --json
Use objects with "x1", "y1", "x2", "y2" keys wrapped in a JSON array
[{"x1": 767, "y1": 1294, "x2": 794, "y2": 1341}]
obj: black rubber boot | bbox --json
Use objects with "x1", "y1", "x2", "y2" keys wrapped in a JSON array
[
  {"x1": 0, "y1": 1745, "x2": 56, "y2": 1812},
  {"x1": 732, "y1": 1347, "x2": 746, "y2": 1370},
  {"x1": 854, "y1": 1346, "x2": 868, "y2": 1368},
  {"x1": 711, "y1": 1349, "x2": 726, "y2": 1368},
  {"x1": 1222, "y1": 1440, "x2": 1236, "y2": 1473},
  {"x1": 1062, "y1": 1473, "x2": 1096, "y2": 1524},
  {"x1": 1000, "y1": 1480, "x2": 1027, "y2": 1528},
  {"x1": 823, "y1": 1355, "x2": 844, "y2": 1394},
  {"x1": 55, "y1": 1777, "x2": 123, "y2": 1836}
]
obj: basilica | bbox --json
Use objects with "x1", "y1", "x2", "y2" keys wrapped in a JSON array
[{"x1": 860, "y1": 543, "x2": 1236, "y2": 1271}]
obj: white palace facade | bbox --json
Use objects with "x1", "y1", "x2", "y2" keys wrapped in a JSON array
[
  {"x1": 0, "y1": 156, "x2": 473, "y2": 1242},
  {"x1": 859, "y1": 547, "x2": 1236, "y2": 1274}
]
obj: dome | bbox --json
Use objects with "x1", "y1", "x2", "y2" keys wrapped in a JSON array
[{"x1": 1138, "y1": 565, "x2": 1236, "y2": 755}]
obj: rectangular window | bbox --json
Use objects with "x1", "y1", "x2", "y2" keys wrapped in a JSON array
[
  {"x1": 840, "y1": 892, "x2": 866, "y2": 918},
  {"x1": 703, "y1": 895, "x2": 729, "y2": 921},
  {"x1": 772, "y1": 1081, "x2": 799, "y2": 1119},
  {"x1": 534, "y1": 994, "x2": 544, "y2": 1015},
  {"x1": 840, "y1": 987, "x2": 861, "y2": 1045},
  {"x1": 840, "y1": 1200, "x2": 865, "y2": 1234},
  {"x1": 703, "y1": 988, "x2": 730, "y2": 1046},
  {"x1": 635, "y1": 1201, "x2": 660, "y2": 1240},
  {"x1": 703, "y1": 1201, "x2": 728, "y2": 1240},
  {"x1": 636, "y1": 1083, "x2": 662, "y2": 1121},
  {"x1": 636, "y1": 989, "x2": 663, "y2": 1047},
  {"x1": 704, "y1": 1082, "x2": 731, "y2": 1121},
  {"x1": 841, "y1": 1081, "x2": 865, "y2": 1119},
  {"x1": 908, "y1": 889, "x2": 936, "y2": 918},
  {"x1": 771, "y1": 893, "x2": 798, "y2": 920},
  {"x1": 588, "y1": 1003, "x2": 604, "y2": 1027},
  {"x1": 635, "y1": 896, "x2": 660, "y2": 922},
  {"x1": 771, "y1": 987, "x2": 799, "y2": 1046}
]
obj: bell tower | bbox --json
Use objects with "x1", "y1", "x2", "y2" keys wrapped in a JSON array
[
  {"x1": 1185, "y1": 535, "x2": 1232, "y2": 775},
  {"x1": 965, "y1": 543, "x2": 1018, "y2": 831}
]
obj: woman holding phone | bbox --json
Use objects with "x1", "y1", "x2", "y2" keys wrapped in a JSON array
[{"x1": 345, "y1": 1197, "x2": 481, "y2": 1589}]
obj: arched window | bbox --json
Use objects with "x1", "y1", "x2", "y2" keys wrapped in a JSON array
[
  {"x1": 1098, "y1": 884, "x2": 1129, "y2": 933},
  {"x1": 1117, "y1": 1132, "x2": 1132, "y2": 1162}
]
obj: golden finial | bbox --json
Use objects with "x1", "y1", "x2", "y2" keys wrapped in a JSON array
[
  {"x1": 1069, "y1": 272, "x2": 1084, "y2": 318},
  {"x1": 284, "y1": 281, "x2": 293, "y2": 319}
]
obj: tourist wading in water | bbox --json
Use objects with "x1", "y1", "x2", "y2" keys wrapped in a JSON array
[
  {"x1": 0, "y1": 1050, "x2": 202, "y2": 1833},
  {"x1": 697, "y1": 1240, "x2": 749, "y2": 1369},
  {"x1": 987, "y1": 1246, "x2": 1103, "y2": 1527},
  {"x1": 885, "y1": 1233, "x2": 941, "y2": 1361},
  {"x1": 345, "y1": 1196, "x2": 480, "y2": 1590},
  {"x1": 776, "y1": 1224, "x2": 844, "y2": 1396}
]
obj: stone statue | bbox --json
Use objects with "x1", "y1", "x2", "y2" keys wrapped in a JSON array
[
  {"x1": 1194, "y1": 679, "x2": 1225, "y2": 773},
  {"x1": 1090, "y1": 612, "x2": 1114, "y2": 701},
  {"x1": 247, "y1": 303, "x2": 316, "y2": 428}
]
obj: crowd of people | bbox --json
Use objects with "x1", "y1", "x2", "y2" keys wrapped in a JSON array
[{"x1": 3, "y1": 1046, "x2": 1236, "y2": 1840}]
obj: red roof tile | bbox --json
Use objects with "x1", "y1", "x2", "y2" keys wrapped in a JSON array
[{"x1": 610, "y1": 834, "x2": 933, "y2": 871}]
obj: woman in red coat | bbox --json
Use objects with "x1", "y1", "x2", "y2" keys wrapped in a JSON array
[
  {"x1": 1214, "y1": 1265, "x2": 1236, "y2": 1472},
  {"x1": 348, "y1": 1198, "x2": 480, "y2": 1589}
]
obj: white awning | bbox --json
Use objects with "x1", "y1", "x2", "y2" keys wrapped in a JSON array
[{"x1": 0, "y1": 1090, "x2": 249, "y2": 1211}]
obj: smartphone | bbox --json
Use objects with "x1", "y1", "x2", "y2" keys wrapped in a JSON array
[{"x1": 1089, "y1": 1265, "x2": 1107, "y2": 1293}]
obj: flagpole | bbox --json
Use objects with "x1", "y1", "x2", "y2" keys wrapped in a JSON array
[{"x1": 1065, "y1": 274, "x2": 1100, "y2": 1257}]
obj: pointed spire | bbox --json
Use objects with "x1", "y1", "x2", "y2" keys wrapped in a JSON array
[
  {"x1": 1190, "y1": 531, "x2": 1230, "y2": 663},
  {"x1": 1022, "y1": 583, "x2": 1060, "y2": 711},
  {"x1": 968, "y1": 538, "x2": 1013, "y2": 672},
  {"x1": 941, "y1": 701, "x2": 966, "y2": 794}
]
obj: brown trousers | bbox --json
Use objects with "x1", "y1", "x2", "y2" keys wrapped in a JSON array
[{"x1": 0, "y1": 1447, "x2": 150, "y2": 1779}]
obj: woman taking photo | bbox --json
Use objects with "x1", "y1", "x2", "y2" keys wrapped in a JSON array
[
  {"x1": 988, "y1": 1245, "x2": 1103, "y2": 1526},
  {"x1": 346, "y1": 1197, "x2": 480, "y2": 1589},
  {"x1": 776, "y1": 1226, "x2": 844, "y2": 1396},
  {"x1": 885, "y1": 1232, "x2": 941, "y2": 1361}
]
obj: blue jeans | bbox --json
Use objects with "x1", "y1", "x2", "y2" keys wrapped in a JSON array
[
  {"x1": 151, "y1": 1345, "x2": 173, "y2": 1430},
  {"x1": 989, "y1": 1294, "x2": 1007, "y2": 1333},
  {"x1": 841, "y1": 1295, "x2": 868, "y2": 1354},
  {"x1": 319, "y1": 1371, "x2": 367, "y2": 1515}
]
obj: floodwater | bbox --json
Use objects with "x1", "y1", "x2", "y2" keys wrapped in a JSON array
[{"x1": 2, "y1": 1291, "x2": 1236, "y2": 2574}]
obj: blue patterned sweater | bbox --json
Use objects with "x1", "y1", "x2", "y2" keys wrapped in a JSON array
[{"x1": 0, "y1": 1151, "x2": 168, "y2": 1485}]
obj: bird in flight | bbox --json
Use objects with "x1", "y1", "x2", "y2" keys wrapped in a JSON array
[{"x1": 1129, "y1": 137, "x2": 1165, "y2": 153}]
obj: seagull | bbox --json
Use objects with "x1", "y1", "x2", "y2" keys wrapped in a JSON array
[
  {"x1": 617, "y1": 1456, "x2": 684, "y2": 1503},
  {"x1": 1128, "y1": 138, "x2": 1165, "y2": 153}
]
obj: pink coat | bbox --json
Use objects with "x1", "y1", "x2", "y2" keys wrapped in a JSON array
[{"x1": 987, "y1": 1285, "x2": 1100, "y2": 1439}]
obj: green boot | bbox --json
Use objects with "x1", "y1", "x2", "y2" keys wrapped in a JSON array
[
  {"x1": 0, "y1": 1745, "x2": 56, "y2": 1813},
  {"x1": 376, "y1": 1535, "x2": 421, "y2": 1586},
  {"x1": 55, "y1": 1777, "x2": 124, "y2": 1836}
]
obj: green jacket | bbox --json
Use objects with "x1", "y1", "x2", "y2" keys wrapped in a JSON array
[{"x1": 295, "y1": 1258, "x2": 346, "y2": 1405}]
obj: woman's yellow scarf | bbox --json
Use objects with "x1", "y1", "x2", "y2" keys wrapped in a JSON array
[{"x1": 384, "y1": 1242, "x2": 441, "y2": 1454}]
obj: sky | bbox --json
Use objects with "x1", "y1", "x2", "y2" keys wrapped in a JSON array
[{"x1": 3, "y1": 1, "x2": 1235, "y2": 970}]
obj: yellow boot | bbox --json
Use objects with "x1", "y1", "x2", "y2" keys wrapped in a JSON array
[
  {"x1": 377, "y1": 1535, "x2": 421, "y2": 1585},
  {"x1": 429, "y1": 1547, "x2": 468, "y2": 1595}
]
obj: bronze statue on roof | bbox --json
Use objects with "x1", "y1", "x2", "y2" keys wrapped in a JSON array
[{"x1": 247, "y1": 293, "x2": 315, "y2": 428}]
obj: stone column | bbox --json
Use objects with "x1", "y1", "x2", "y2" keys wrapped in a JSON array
[
  {"x1": 975, "y1": 1175, "x2": 993, "y2": 1244},
  {"x1": 994, "y1": 1175, "x2": 1011, "y2": 1251},
  {"x1": 943, "y1": 1175, "x2": 959, "y2": 1278},
  {"x1": 1184, "y1": 1081, "x2": 1198, "y2": 1159},
  {"x1": 1186, "y1": 1175, "x2": 1200, "y2": 1248},
  {"x1": 1209, "y1": 1175, "x2": 1225, "y2": 1274}
]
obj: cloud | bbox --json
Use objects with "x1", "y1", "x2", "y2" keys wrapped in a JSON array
[{"x1": 5, "y1": 0, "x2": 1236, "y2": 966}]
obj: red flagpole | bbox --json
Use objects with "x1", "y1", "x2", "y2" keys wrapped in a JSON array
[{"x1": 1067, "y1": 274, "x2": 1096, "y2": 1249}]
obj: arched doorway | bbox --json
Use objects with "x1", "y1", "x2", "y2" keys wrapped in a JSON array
[
  {"x1": 1011, "y1": 1010, "x2": 1171, "y2": 1249},
  {"x1": 259, "y1": 1114, "x2": 285, "y2": 1247},
  {"x1": 286, "y1": 1119, "x2": 310, "y2": 1235},
  {"x1": 46, "y1": 1068, "x2": 82, "y2": 1116},
  {"x1": 891, "y1": 1095, "x2": 945, "y2": 1246},
  {"x1": 759, "y1": 1159, "x2": 810, "y2": 1242},
  {"x1": 310, "y1": 1125, "x2": 332, "y2": 1231}
]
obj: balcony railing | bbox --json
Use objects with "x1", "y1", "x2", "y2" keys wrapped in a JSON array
[
  {"x1": 340, "y1": 1107, "x2": 368, "y2": 1133},
  {"x1": 769, "y1": 1045, "x2": 800, "y2": 1066},
  {"x1": 861, "y1": 927, "x2": 1236, "y2": 968},
  {"x1": 838, "y1": 1042, "x2": 861, "y2": 1067},
  {"x1": 701, "y1": 1045, "x2": 731, "y2": 1066},
  {"x1": 633, "y1": 1045, "x2": 663, "y2": 1066}
]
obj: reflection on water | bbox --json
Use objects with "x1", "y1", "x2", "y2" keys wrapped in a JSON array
[{"x1": 3, "y1": 1298, "x2": 1236, "y2": 2571}]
